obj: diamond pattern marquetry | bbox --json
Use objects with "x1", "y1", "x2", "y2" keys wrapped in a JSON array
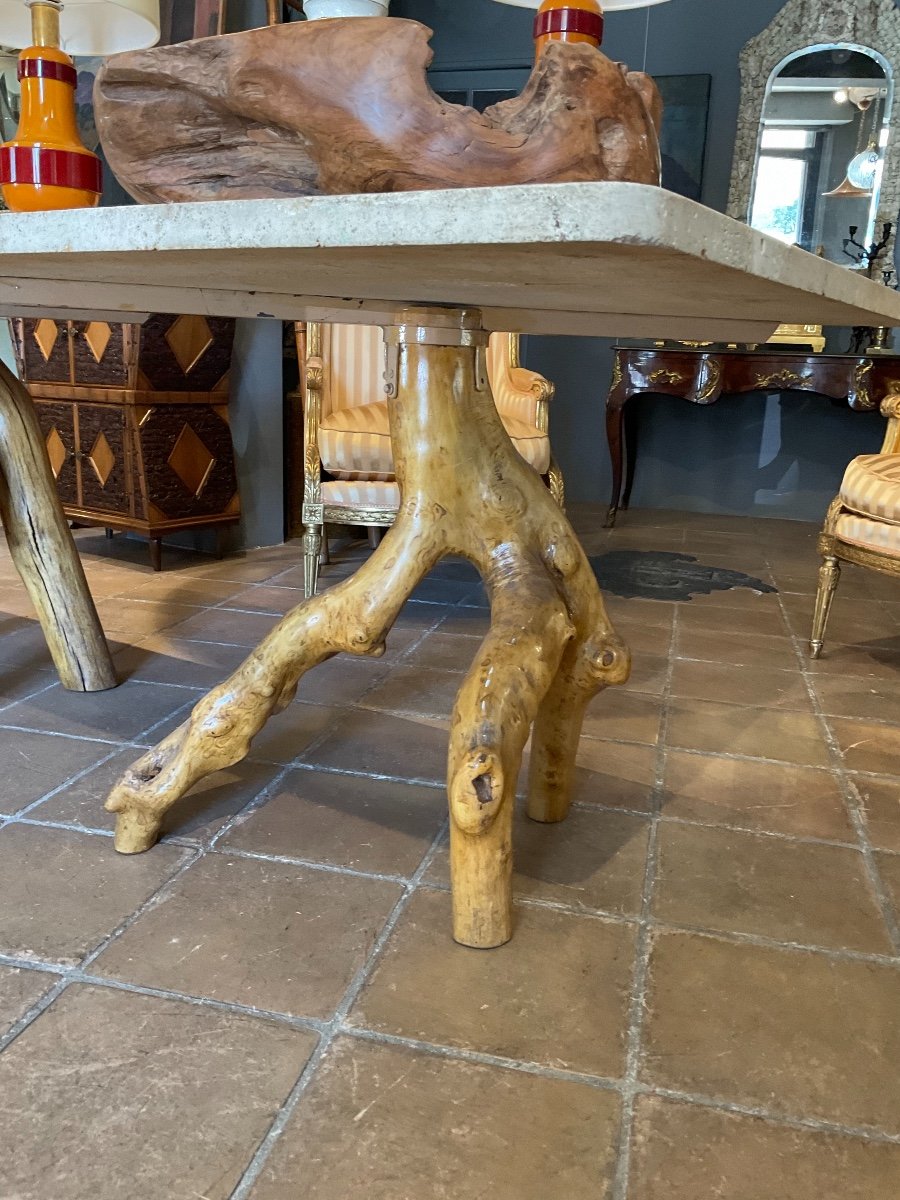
[
  {"x1": 165, "y1": 314, "x2": 214, "y2": 376},
  {"x1": 45, "y1": 427, "x2": 67, "y2": 478},
  {"x1": 84, "y1": 321, "x2": 112, "y2": 363},
  {"x1": 34, "y1": 319, "x2": 60, "y2": 362},
  {"x1": 168, "y1": 423, "x2": 216, "y2": 497},
  {"x1": 88, "y1": 432, "x2": 116, "y2": 488}
]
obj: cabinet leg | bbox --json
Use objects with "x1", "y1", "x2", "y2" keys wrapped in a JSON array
[
  {"x1": 149, "y1": 538, "x2": 163, "y2": 572},
  {"x1": 0, "y1": 362, "x2": 117, "y2": 692},
  {"x1": 367, "y1": 526, "x2": 383, "y2": 550},
  {"x1": 605, "y1": 400, "x2": 625, "y2": 528},
  {"x1": 105, "y1": 527, "x2": 115, "y2": 540}
]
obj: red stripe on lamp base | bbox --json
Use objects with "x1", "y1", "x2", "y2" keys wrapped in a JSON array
[
  {"x1": 534, "y1": 8, "x2": 604, "y2": 40},
  {"x1": 0, "y1": 145, "x2": 102, "y2": 192},
  {"x1": 18, "y1": 57, "x2": 78, "y2": 88}
]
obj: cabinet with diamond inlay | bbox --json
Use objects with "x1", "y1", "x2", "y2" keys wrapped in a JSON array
[{"x1": 12, "y1": 314, "x2": 241, "y2": 571}]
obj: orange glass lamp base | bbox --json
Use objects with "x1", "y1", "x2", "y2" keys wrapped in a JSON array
[
  {"x1": 0, "y1": 5, "x2": 101, "y2": 211},
  {"x1": 534, "y1": 0, "x2": 604, "y2": 57}
]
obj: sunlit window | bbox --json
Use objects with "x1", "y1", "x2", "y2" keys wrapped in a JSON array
[
  {"x1": 751, "y1": 155, "x2": 808, "y2": 244},
  {"x1": 760, "y1": 129, "x2": 816, "y2": 151}
]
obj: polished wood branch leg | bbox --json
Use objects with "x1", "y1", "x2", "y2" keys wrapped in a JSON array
[
  {"x1": 106, "y1": 308, "x2": 630, "y2": 947},
  {"x1": 0, "y1": 362, "x2": 117, "y2": 692}
]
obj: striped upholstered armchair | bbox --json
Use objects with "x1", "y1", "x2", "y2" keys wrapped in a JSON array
[
  {"x1": 811, "y1": 396, "x2": 900, "y2": 657},
  {"x1": 299, "y1": 321, "x2": 564, "y2": 597}
]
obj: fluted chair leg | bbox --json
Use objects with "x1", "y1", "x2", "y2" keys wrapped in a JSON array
[
  {"x1": 810, "y1": 553, "x2": 841, "y2": 659},
  {"x1": 303, "y1": 522, "x2": 323, "y2": 599}
]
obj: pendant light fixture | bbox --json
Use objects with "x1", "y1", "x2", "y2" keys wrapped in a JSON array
[
  {"x1": 0, "y1": 0, "x2": 160, "y2": 211},
  {"x1": 823, "y1": 91, "x2": 883, "y2": 200}
]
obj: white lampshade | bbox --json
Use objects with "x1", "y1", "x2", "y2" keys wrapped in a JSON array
[
  {"x1": 493, "y1": 0, "x2": 671, "y2": 9},
  {"x1": 0, "y1": 1, "x2": 160, "y2": 56}
]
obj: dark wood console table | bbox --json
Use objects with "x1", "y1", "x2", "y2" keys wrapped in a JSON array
[{"x1": 605, "y1": 346, "x2": 900, "y2": 527}]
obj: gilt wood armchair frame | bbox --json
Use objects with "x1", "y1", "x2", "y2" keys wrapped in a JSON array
[
  {"x1": 299, "y1": 321, "x2": 565, "y2": 596},
  {"x1": 812, "y1": 395, "x2": 900, "y2": 656}
]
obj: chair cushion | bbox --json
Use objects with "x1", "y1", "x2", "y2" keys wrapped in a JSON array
[
  {"x1": 320, "y1": 401, "x2": 551, "y2": 480},
  {"x1": 319, "y1": 402, "x2": 395, "y2": 480},
  {"x1": 840, "y1": 455, "x2": 900, "y2": 524},
  {"x1": 835, "y1": 513, "x2": 900, "y2": 555},
  {"x1": 321, "y1": 479, "x2": 400, "y2": 509}
]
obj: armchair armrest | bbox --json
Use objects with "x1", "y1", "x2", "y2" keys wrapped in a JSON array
[
  {"x1": 510, "y1": 365, "x2": 555, "y2": 406},
  {"x1": 304, "y1": 355, "x2": 325, "y2": 400},
  {"x1": 880, "y1": 395, "x2": 900, "y2": 454}
]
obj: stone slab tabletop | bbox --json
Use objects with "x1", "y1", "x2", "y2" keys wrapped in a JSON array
[{"x1": 0, "y1": 183, "x2": 898, "y2": 341}]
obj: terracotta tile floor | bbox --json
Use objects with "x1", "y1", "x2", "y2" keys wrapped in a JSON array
[{"x1": 0, "y1": 510, "x2": 898, "y2": 1199}]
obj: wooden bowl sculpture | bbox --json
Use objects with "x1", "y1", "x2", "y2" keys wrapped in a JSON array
[{"x1": 93, "y1": 17, "x2": 663, "y2": 202}]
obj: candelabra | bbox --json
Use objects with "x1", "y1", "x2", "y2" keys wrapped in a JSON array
[
  {"x1": 843, "y1": 222, "x2": 893, "y2": 278},
  {"x1": 843, "y1": 223, "x2": 897, "y2": 354}
]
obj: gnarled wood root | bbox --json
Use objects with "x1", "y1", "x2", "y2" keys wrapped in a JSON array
[
  {"x1": 106, "y1": 307, "x2": 629, "y2": 947},
  {"x1": 0, "y1": 361, "x2": 116, "y2": 692}
]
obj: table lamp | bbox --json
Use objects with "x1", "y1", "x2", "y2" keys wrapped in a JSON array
[
  {"x1": 0, "y1": 0, "x2": 160, "y2": 211},
  {"x1": 492, "y1": 0, "x2": 671, "y2": 57}
]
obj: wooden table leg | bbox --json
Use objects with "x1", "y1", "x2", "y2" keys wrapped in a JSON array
[
  {"x1": 0, "y1": 362, "x2": 117, "y2": 692},
  {"x1": 105, "y1": 307, "x2": 630, "y2": 946}
]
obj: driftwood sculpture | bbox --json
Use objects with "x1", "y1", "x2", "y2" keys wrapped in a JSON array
[
  {"x1": 97, "y1": 20, "x2": 641, "y2": 947},
  {"x1": 94, "y1": 19, "x2": 663, "y2": 200}
]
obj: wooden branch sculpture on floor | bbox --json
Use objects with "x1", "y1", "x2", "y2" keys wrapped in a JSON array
[
  {"x1": 93, "y1": 19, "x2": 663, "y2": 201},
  {"x1": 97, "y1": 20, "x2": 640, "y2": 947},
  {"x1": 106, "y1": 308, "x2": 630, "y2": 947}
]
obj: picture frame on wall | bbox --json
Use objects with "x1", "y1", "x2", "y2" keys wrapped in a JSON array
[
  {"x1": 158, "y1": 0, "x2": 228, "y2": 45},
  {"x1": 654, "y1": 74, "x2": 712, "y2": 203},
  {"x1": 430, "y1": 67, "x2": 712, "y2": 204}
]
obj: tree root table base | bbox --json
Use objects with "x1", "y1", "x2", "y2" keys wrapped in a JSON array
[
  {"x1": 0, "y1": 361, "x2": 116, "y2": 693},
  {"x1": 106, "y1": 307, "x2": 630, "y2": 948}
]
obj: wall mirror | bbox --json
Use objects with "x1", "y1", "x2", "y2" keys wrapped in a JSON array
[
  {"x1": 751, "y1": 46, "x2": 890, "y2": 262},
  {"x1": 728, "y1": 0, "x2": 900, "y2": 275}
]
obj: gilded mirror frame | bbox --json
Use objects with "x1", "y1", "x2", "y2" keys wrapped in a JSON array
[{"x1": 728, "y1": 0, "x2": 900, "y2": 272}]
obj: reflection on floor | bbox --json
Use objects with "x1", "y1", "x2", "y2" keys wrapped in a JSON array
[{"x1": 0, "y1": 506, "x2": 898, "y2": 1199}]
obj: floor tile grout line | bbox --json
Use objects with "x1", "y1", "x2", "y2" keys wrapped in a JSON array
[
  {"x1": 2, "y1": 824, "x2": 896, "y2": 972},
  {"x1": 0, "y1": 691, "x2": 201, "y2": 753},
  {"x1": 3, "y1": 946, "x2": 900, "y2": 1148},
  {"x1": 341, "y1": 1026, "x2": 625, "y2": 1093},
  {"x1": 225, "y1": 817, "x2": 450, "y2": 1200},
  {"x1": 0, "y1": 841, "x2": 205, "y2": 1055},
  {"x1": 773, "y1": 589, "x2": 900, "y2": 954},
  {"x1": 610, "y1": 600, "x2": 678, "y2": 1200},
  {"x1": 0, "y1": 676, "x2": 59, "y2": 717},
  {"x1": 7, "y1": 744, "x2": 130, "y2": 823},
  {"x1": 642, "y1": 1085, "x2": 900, "y2": 1147},
  {"x1": 646, "y1": 915, "x2": 900, "y2": 968},
  {"x1": 206, "y1": 844, "x2": 412, "y2": 887},
  {"x1": 0, "y1": 975, "x2": 73, "y2": 1055}
]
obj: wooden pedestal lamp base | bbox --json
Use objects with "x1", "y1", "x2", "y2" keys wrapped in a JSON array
[
  {"x1": 106, "y1": 307, "x2": 630, "y2": 947},
  {"x1": 0, "y1": 362, "x2": 116, "y2": 692}
]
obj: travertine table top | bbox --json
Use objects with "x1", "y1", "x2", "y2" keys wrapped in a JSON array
[{"x1": 0, "y1": 182, "x2": 898, "y2": 341}]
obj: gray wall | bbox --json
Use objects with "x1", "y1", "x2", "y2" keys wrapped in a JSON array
[{"x1": 398, "y1": 0, "x2": 887, "y2": 521}]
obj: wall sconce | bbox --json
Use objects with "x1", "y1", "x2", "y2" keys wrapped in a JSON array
[{"x1": 0, "y1": 0, "x2": 160, "y2": 211}]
